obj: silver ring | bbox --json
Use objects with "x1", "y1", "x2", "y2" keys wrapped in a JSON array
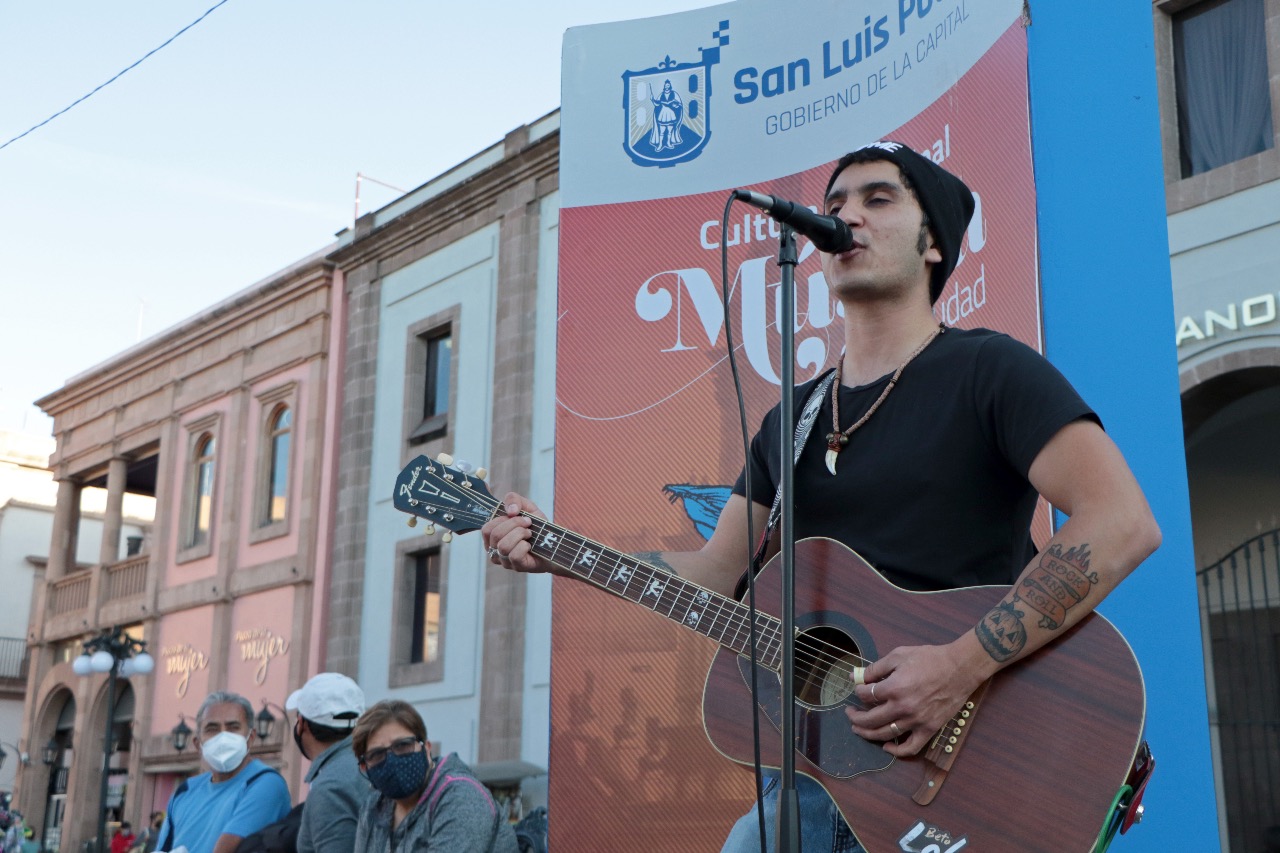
[
  {"x1": 890, "y1": 722, "x2": 901, "y2": 738},
  {"x1": 488, "y1": 547, "x2": 501, "y2": 560},
  {"x1": 870, "y1": 683, "x2": 877, "y2": 703}
]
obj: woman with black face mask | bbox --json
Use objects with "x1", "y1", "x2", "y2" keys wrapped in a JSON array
[{"x1": 351, "y1": 700, "x2": 518, "y2": 853}]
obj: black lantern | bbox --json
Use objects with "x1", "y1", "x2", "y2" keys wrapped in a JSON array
[
  {"x1": 254, "y1": 703, "x2": 276, "y2": 740},
  {"x1": 171, "y1": 716, "x2": 193, "y2": 753},
  {"x1": 41, "y1": 738, "x2": 58, "y2": 767}
]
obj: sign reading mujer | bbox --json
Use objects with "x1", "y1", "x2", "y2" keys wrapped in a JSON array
[{"x1": 554, "y1": 1, "x2": 1033, "y2": 848}]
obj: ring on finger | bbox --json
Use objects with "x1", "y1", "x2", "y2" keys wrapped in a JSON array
[
  {"x1": 488, "y1": 547, "x2": 501, "y2": 560},
  {"x1": 890, "y1": 722, "x2": 901, "y2": 738},
  {"x1": 870, "y1": 683, "x2": 877, "y2": 703}
]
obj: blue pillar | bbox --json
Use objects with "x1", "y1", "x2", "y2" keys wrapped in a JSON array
[{"x1": 1028, "y1": 3, "x2": 1220, "y2": 850}]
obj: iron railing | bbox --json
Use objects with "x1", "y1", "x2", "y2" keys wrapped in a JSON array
[{"x1": 1197, "y1": 527, "x2": 1280, "y2": 853}]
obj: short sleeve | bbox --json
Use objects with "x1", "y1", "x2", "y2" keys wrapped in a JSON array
[
  {"x1": 972, "y1": 334, "x2": 1099, "y2": 477},
  {"x1": 223, "y1": 770, "x2": 292, "y2": 839}
]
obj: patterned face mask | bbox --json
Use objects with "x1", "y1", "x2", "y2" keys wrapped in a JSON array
[{"x1": 366, "y1": 747, "x2": 428, "y2": 800}]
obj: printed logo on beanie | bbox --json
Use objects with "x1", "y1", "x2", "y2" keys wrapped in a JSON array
[{"x1": 858, "y1": 141, "x2": 905, "y2": 154}]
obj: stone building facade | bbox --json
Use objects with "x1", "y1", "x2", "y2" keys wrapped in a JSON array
[
  {"x1": 325, "y1": 112, "x2": 561, "y2": 804},
  {"x1": 1153, "y1": 1, "x2": 1280, "y2": 849},
  {"x1": 14, "y1": 250, "x2": 344, "y2": 851}
]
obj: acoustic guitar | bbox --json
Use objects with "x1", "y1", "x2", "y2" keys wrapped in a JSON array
[{"x1": 393, "y1": 454, "x2": 1147, "y2": 853}]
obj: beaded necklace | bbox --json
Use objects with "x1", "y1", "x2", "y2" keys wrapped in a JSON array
[{"x1": 823, "y1": 323, "x2": 945, "y2": 475}]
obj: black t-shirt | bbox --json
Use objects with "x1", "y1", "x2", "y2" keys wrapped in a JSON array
[{"x1": 732, "y1": 327, "x2": 1097, "y2": 591}]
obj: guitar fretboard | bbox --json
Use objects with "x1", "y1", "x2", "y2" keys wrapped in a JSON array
[{"x1": 521, "y1": 515, "x2": 784, "y2": 670}]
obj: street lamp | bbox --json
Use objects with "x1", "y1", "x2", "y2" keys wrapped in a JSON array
[
  {"x1": 0, "y1": 740, "x2": 31, "y2": 770},
  {"x1": 252, "y1": 701, "x2": 289, "y2": 741},
  {"x1": 72, "y1": 628, "x2": 154, "y2": 853},
  {"x1": 171, "y1": 716, "x2": 193, "y2": 753}
]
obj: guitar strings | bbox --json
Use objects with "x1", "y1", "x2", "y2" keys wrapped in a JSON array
[
  {"x1": 499, "y1": 501, "x2": 878, "y2": 682},
  {"x1": 409, "y1": 464, "x2": 879, "y2": 700}
]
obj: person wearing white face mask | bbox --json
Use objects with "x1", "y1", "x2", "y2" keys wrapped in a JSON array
[{"x1": 156, "y1": 691, "x2": 292, "y2": 853}]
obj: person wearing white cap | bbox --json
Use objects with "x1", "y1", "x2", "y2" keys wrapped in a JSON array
[{"x1": 287, "y1": 672, "x2": 372, "y2": 853}]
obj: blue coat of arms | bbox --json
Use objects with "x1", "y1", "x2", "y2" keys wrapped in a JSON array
[{"x1": 622, "y1": 22, "x2": 728, "y2": 168}]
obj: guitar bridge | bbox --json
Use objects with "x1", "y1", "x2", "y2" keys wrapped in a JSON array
[{"x1": 913, "y1": 679, "x2": 992, "y2": 806}]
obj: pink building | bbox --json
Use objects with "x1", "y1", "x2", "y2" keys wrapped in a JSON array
[{"x1": 14, "y1": 250, "x2": 344, "y2": 851}]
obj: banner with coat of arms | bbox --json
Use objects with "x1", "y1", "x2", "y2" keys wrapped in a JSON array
[{"x1": 555, "y1": 1, "x2": 1033, "y2": 849}]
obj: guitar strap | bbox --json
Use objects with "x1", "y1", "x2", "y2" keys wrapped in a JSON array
[{"x1": 750, "y1": 367, "x2": 837, "y2": 573}]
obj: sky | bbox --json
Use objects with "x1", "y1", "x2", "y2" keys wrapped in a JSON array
[{"x1": 0, "y1": 0, "x2": 721, "y2": 436}]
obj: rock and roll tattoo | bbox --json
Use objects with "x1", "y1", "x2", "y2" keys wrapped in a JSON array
[{"x1": 975, "y1": 543, "x2": 1098, "y2": 662}]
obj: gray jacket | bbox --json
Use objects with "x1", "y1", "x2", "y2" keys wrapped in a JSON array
[
  {"x1": 297, "y1": 735, "x2": 373, "y2": 853},
  {"x1": 353, "y1": 753, "x2": 517, "y2": 853}
]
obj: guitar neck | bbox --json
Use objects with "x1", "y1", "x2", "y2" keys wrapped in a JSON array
[{"x1": 521, "y1": 514, "x2": 783, "y2": 669}]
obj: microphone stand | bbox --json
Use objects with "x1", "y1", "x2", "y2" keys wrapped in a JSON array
[{"x1": 774, "y1": 224, "x2": 801, "y2": 853}]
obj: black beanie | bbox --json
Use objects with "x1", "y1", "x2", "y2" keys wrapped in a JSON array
[{"x1": 824, "y1": 141, "x2": 975, "y2": 304}]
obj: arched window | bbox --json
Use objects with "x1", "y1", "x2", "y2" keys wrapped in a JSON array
[
  {"x1": 189, "y1": 433, "x2": 215, "y2": 548},
  {"x1": 264, "y1": 405, "x2": 292, "y2": 524}
]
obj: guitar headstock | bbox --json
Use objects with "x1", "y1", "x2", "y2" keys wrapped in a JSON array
[{"x1": 392, "y1": 454, "x2": 498, "y2": 540}]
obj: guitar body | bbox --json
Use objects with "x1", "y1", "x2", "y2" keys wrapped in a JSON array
[{"x1": 702, "y1": 537, "x2": 1145, "y2": 853}]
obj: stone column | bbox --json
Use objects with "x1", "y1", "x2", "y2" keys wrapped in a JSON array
[
  {"x1": 47, "y1": 478, "x2": 82, "y2": 580},
  {"x1": 99, "y1": 457, "x2": 128, "y2": 566}
]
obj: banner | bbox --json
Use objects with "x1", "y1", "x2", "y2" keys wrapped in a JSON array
[{"x1": 556, "y1": 1, "x2": 1033, "y2": 847}]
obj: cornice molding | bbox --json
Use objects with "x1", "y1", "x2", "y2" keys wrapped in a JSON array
[
  {"x1": 38, "y1": 262, "x2": 336, "y2": 417},
  {"x1": 328, "y1": 132, "x2": 560, "y2": 272}
]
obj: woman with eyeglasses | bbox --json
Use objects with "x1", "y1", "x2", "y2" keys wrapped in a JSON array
[{"x1": 351, "y1": 700, "x2": 518, "y2": 852}]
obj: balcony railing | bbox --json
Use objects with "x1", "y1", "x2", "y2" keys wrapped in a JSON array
[
  {"x1": 1197, "y1": 527, "x2": 1280, "y2": 853},
  {"x1": 0, "y1": 636, "x2": 28, "y2": 679},
  {"x1": 104, "y1": 555, "x2": 149, "y2": 601},
  {"x1": 49, "y1": 572, "x2": 92, "y2": 615}
]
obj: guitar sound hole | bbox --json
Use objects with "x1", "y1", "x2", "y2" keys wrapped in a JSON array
[{"x1": 794, "y1": 625, "x2": 862, "y2": 709}]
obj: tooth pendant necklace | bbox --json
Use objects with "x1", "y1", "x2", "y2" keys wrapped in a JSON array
[{"x1": 824, "y1": 323, "x2": 945, "y2": 475}]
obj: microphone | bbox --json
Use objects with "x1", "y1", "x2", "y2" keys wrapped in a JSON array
[{"x1": 732, "y1": 189, "x2": 854, "y2": 253}]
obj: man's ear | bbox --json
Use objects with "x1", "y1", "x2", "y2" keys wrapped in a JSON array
[{"x1": 923, "y1": 228, "x2": 943, "y2": 265}]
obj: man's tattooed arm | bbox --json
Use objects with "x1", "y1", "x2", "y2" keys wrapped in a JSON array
[
  {"x1": 975, "y1": 542, "x2": 1099, "y2": 663},
  {"x1": 631, "y1": 551, "x2": 680, "y2": 575}
]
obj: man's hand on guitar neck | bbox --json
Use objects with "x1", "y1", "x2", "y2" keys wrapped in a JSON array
[
  {"x1": 481, "y1": 492, "x2": 565, "y2": 576},
  {"x1": 481, "y1": 491, "x2": 763, "y2": 596}
]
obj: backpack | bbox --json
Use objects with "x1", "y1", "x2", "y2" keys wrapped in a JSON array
[
  {"x1": 233, "y1": 803, "x2": 304, "y2": 853},
  {"x1": 513, "y1": 807, "x2": 547, "y2": 853}
]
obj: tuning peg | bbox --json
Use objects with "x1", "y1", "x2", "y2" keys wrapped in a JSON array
[
  {"x1": 454, "y1": 459, "x2": 475, "y2": 474},
  {"x1": 475, "y1": 467, "x2": 488, "y2": 480},
  {"x1": 437, "y1": 452, "x2": 454, "y2": 465},
  {"x1": 442, "y1": 531, "x2": 453, "y2": 543},
  {"x1": 425, "y1": 522, "x2": 435, "y2": 535},
  {"x1": 407, "y1": 517, "x2": 417, "y2": 528}
]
